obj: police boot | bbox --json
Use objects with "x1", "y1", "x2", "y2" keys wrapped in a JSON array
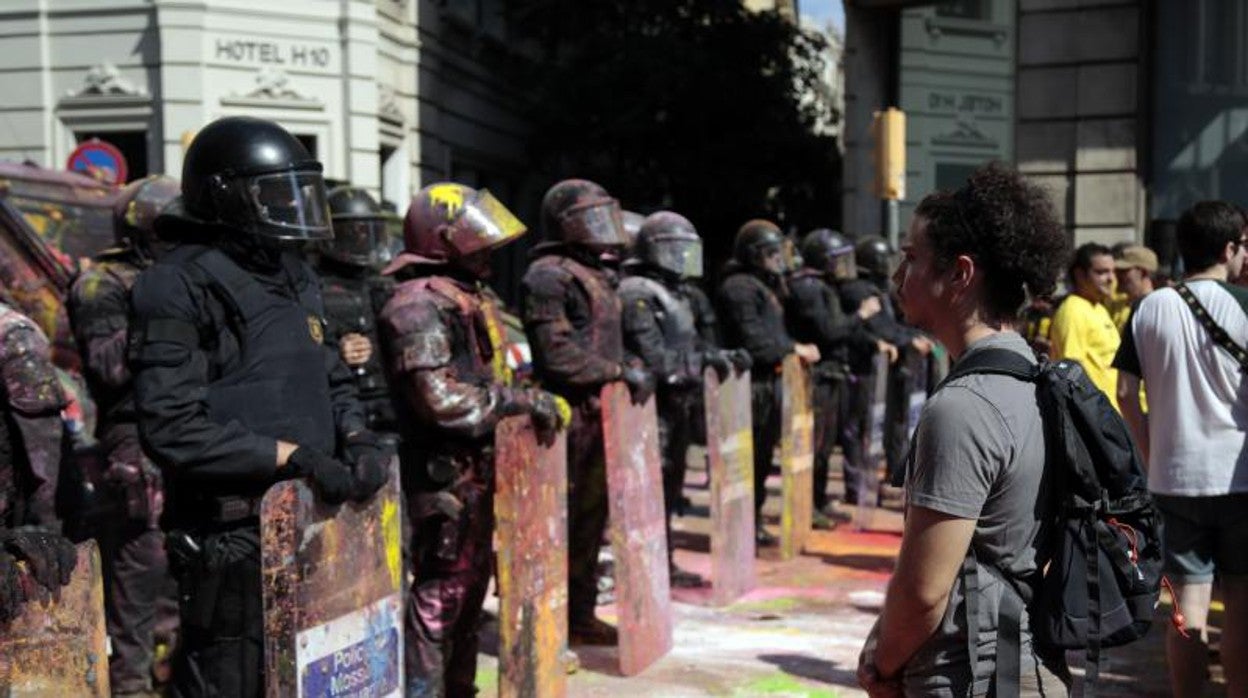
[
  {"x1": 569, "y1": 615, "x2": 619, "y2": 646},
  {"x1": 755, "y1": 523, "x2": 778, "y2": 548},
  {"x1": 670, "y1": 564, "x2": 707, "y2": 589}
]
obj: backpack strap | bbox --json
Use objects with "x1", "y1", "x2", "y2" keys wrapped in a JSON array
[
  {"x1": 1174, "y1": 282, "x2": 1248, "y2": 371},
  {"x1": 936, "y1": 347, "x2": 1039, "y2": 392},
  {"x1": 939, "y1": 345, "x2": 1039, "y2": 697}
]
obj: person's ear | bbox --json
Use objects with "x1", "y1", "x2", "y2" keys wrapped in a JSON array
[
  {"x1": 1220, "y1": 240, "x2": 1238, "y2": 265},
  {"x1": 951, "y1": 254, "x2": 975, "y2": 290}
]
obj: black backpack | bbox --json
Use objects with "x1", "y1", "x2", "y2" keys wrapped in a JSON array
[{"x1": 938, "y1": 348, "x2": 1164, "y2": 697}]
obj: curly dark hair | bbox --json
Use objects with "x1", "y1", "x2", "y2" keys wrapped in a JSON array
[{"x1": 913, "y1": 162, "x2": 1070, "y2": 321}]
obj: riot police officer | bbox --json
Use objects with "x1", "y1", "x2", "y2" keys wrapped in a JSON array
[
  {"x1": 0, "y1": 299, "x2": 77, "y2": 619},
  {"x1": 520, "y1": 179, "x2": 652, "y2": 644},
  {"x1": 67, "y1": 175, "x2": 180, "y2": 695},
  {"x1": 317, "y1": 186, "x2": 398, "y2": 436},
  {"x1": 716, "y1": 220, "x2": 819, "y2": 547},
  {"x1": 378, "y1": 182, "x2": 567, "y2": 696},
  {"x1": 0, "y1": 298, "x2": 67, "y2": 532},
  {"x1": 787, "y1": 230, "x2": 883, "y2": 527},
  {"x1": 618, "y1": 212, "x2": 745, "y2": 588},
  {"x1": 129, "y1": 116, "x2": 390, "y2": 697}
]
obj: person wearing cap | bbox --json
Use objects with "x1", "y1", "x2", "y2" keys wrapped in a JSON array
[
  {"x1": 1113, "y1": 245, "x2": 1159, "y2": 323},
  {"x1": 1112, "y1": 244, "x2": 1160, "y2": 421}
]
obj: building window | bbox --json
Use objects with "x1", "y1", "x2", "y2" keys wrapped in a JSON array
[
  {"x1": 1193, "y1": 0, "x2": 1247, "y2": 89},
  {"x1": 74, "y1": 131, "x2": 147, "y2": 181},
  {"x1": 936, "y1": 0, "x2": 990, "y2": 21}
]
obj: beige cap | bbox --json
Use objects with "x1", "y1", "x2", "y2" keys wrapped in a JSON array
[{"x1": 1114, "y1": 245, "x2": 1158, "y2": 273}]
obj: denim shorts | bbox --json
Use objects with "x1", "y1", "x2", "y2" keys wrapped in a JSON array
[{"x1": 1154, "y1": 493, "x2": 1248, "y2": 583}]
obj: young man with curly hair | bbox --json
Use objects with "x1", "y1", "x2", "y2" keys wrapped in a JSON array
[{"x1": 857, "y1": 162, "x2": 1072, "y2": 697}]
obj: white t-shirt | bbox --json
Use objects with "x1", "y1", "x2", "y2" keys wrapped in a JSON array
[{"x1": 1113, "y1": 280, "x2": 1248, "y2": 496}]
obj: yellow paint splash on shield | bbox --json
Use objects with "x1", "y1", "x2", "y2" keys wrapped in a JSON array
[{"x1": 381, "y1": 498, "x2": 402, "y2": 590}]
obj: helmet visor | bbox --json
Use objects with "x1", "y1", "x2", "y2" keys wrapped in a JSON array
[
  {"x1": 559, "y1": 199, "x2": 625, "y2": 249},
  {"x1": 327, "y1": 216, "x2": 394, "y2": 268},
  {"x1": 829, "y1": 247, "x2": 857, "y2": 280},
  {"x1": 444, "y1": 189, "x2": 527, "y2": 257},
  {"x1": 652, "y1": 238, "x2": 704, "y2": 279},
  {"x1": 248, "y1": 171, "x2": 333, "y2": 240}
]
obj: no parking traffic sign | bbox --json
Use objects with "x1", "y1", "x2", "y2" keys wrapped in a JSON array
[{"x1": 66, "y1": 138, "x2": 128, "y2": 185}]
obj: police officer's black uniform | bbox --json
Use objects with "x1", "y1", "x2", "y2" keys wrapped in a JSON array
[
  {"x1": 129, "y1": 117, "x2": 389, "y2": 697},
  {"x1": 716, "y1": 220, "x2": 800, "y2": 547},
  {"x1": 316, "y1": 186, "x2": 399, "y2": 436},
  {"x1": 787, "y1": 229, "x2": 878, "y2": 517}
]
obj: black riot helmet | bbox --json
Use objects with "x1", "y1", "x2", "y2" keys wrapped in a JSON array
[
  {"x1": 112, "y1": 174, "x2": 180, "y2": 262},
  {"x1": 733, "y1": 219, "x2": 785, "y2": 272},
  {"x1": 181, "y1": 116, "x2": 332, "y2": 241},
  {"x1": 636, "y1": 211, "x2": 703, "y2": 280},
  {"x1": 854, "y1": 235, "x2": 893, "y2": 281},
  {"x1": 323, "y1": 186, "x2": 398, "y2": 268},
  {"x1": 801, "y1": 228, "x2": 856, "y2": 280},
  {"x1": 540, "y1": 179, "x2": 627, "y2": 250}
]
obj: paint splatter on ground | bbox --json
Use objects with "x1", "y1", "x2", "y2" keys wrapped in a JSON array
[{"x1": 477, "y1": 450, "x2": 1227, "y2": 696}]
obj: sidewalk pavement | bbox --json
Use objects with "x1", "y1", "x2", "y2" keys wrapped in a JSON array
[{"x1": 474, "y1": 453, "x2": 1228, "y2": 697}]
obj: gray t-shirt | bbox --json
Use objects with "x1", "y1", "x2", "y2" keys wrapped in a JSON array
[{"x1": 901, "y1": 331, "x2": 1055, "y2": 696}]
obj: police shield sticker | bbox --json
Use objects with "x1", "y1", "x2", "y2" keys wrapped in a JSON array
[{"x1": 261, "y1": 459, "x2": 404, "y2": 698}]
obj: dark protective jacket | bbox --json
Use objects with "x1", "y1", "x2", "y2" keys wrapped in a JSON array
[
  {"x1": 787, "y1": 268, "x2": 875, "y2": 376},
  {"x1": 716, "y1": 262, "x2": 795, "y2": 377},
  {"x1": 380, "y1": 269, "x2": 536, "y2": 488},
  {"x1": 839, "y1": 276, "x2": 919, "y2": 374},
  {"x1": 520, "y1": 244, "x2": 623, "y2": 402},
  {"x1": 680, "y1": 281, "x2": 720, "y2": 347},
  {"x1": 619, "y1": 270, "x2": 702, "y2": 385},
  {"x1": 316, "y1": 257, "x2": 396, "y2": 433},
  {"x1": 67, "y1": 255, "x2": 142, "y2": 434},
  {"x1": 0, "y1": 302, "x2": 67, "y2": 528},
  {"x1": 129, "y1": 243, "x2": 365, "y2": 517}
]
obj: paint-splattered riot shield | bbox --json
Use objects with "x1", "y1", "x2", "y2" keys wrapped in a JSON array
[
  {"x1": 0, "y1": 540, "x2": 108, "y2": 696},
  {"x1": 495, "y1": 415, "x2": 568, "y2": 698},
  {"x1": 779, "y1": 354, "x2": 814, "y2": 561},
  {"x1": 704, "y1": 366, "x2": 756, "y2": 606},
  {"x1": 600, "y1": 381, "x2": 673, "y2": 676},
  {"x1": 261, "y1": 459, "x2": 404, "y2": 698}
]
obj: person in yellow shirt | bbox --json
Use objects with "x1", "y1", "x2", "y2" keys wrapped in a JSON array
[{"x1": 1050, "y1": 242, "x2": 1121, "y2": 410}]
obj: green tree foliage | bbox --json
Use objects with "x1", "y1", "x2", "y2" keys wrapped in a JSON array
[{"x1": 506, "y1": 0, "x2": 842, "y2": 270}]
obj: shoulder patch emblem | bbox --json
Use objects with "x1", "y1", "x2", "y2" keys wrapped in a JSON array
[{"x1": 308, "y1": 315, "x2": 325, "y2": 344}]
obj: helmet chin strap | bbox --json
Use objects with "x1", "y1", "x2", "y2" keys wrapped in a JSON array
[{"x1": 219, "y1": 233, "x2": 287, "y2": 274}]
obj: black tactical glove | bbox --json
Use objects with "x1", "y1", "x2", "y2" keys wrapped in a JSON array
[
  {"x1": 0, "y1": 548, "x2": 27, "y2": 623},
  {"x1": 288, "y1": 447, "x2": 354, "y2": 506},
  {"x1": 103, "y1": 461, "x2": 155, "y2": 523},
  {"x1": 729, "y1": 348, "x2": 754, "y2": 372},
  {"x1": 619, "y1": 364, "x2": 656, "y2": 406},
  {"x1": 2, "y1": 526, "x2": 77, "y2": 589},
  {"x1": 703, "y1": 350, "x2": 734, "y2": 381},
  {"x1": 344, "y1": 432, "x2": 393, "y2": 503}
]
